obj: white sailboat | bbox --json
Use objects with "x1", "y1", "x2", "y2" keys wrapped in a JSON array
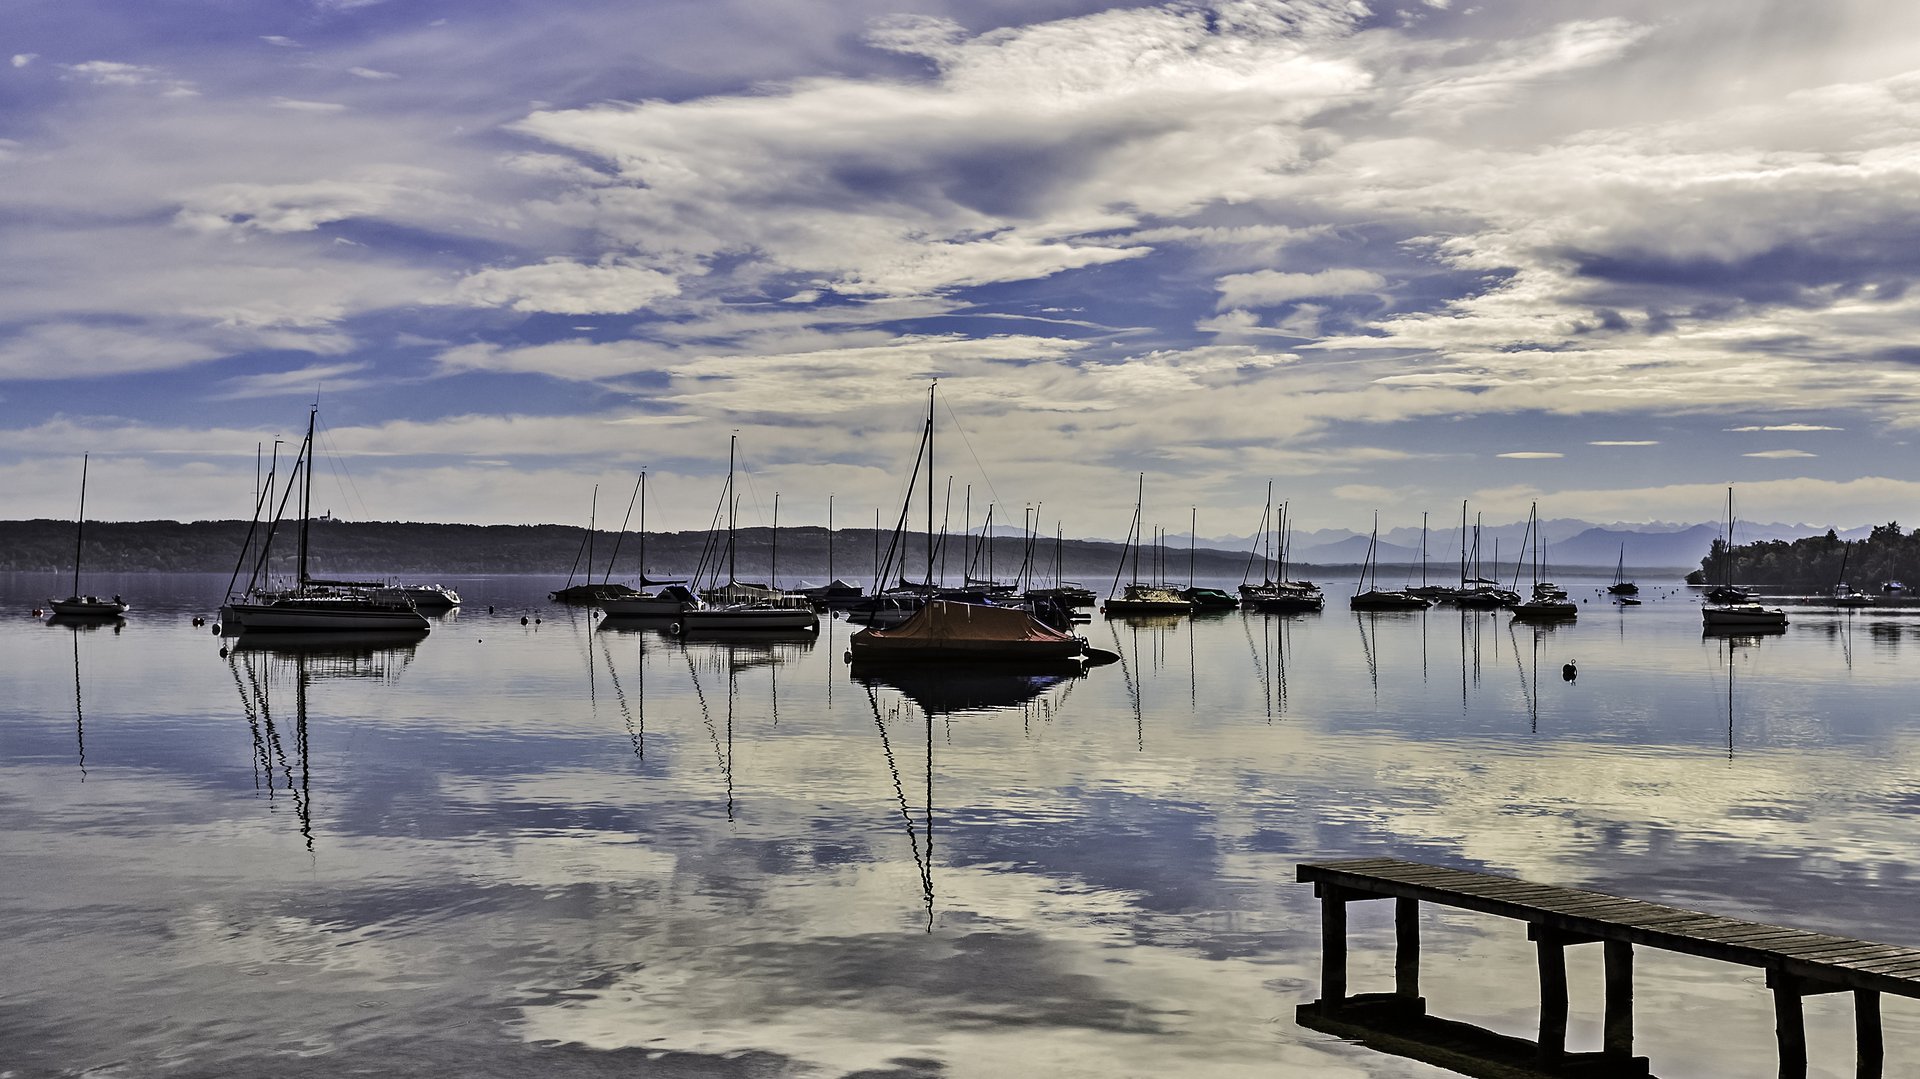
[
  {"x1": 1702, "y1": 488, "x2": 1786, "y2": 630},
  {"x1": 672, "y1": 436, "x2": 818, "y2": 634},
  {"x1": 47, "y1": 454, "x2": 130, "y2": 618}
]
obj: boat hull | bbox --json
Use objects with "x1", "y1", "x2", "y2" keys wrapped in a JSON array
[
  {"x1": 48, "y1": 596, "x2": 129, "y2": 617},
  {"x1": 1702, "y1": 605, "x2": 1788, "y2": 629},
  {"x1": 1350, "y1": 591, "x2": 1430, "y2": 611},
  {"x1": 1511, "y1": 601, "x2": 1578, "y2": 621},
  {"x1": 221, "y1": 600, "x2": 432, "y2": 632},
  {"x1": 673, "y1": 606, "x2": 819, "y2": 633},
  {"x1": 600, "y1": 596, "x2": 689, "y2": 617},
  {"x1": 1102, "y1": 599, "x2": 1193, "y2": 615}
]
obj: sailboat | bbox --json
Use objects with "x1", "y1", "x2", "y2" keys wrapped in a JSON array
[
  {"x1": 1102, "y1": 475, "x2": 1192, "y2": 616},
  {"x1": 601, "y1": 471, "x2": 700, "y2": 617},
  {"x1": 1607, "y1": 543, "x2": 1639, "y2": 597},
  {"x1": 219, "y1": 408, "x2": 431, "y2": 633},
  {"x1": 1177, "y1": 507, "x2": 1239, "y2": 609},
  {"x1": 1830, "y1": 539, "x2": 1873, "y2": 607},
  {"x1": 1509, "y1": 503, "x2": 1577, "y2": 621},
  {"x1": 1406, "y1": 512, "x2": 1453, "y2": 600},
  {"x1": 1702, "y1": 488, "x2": 1786, "y2": 629},
  {"x1": 551, "y1": 484, "x2": 641, "y2": 605},
  {"x1": 673, "y1": 436, "x2": 818, "y2": 633},
  {"x1": 1349, "y1": 513, "x2": 1428, "y2": 610},
  {"x1": 1253, "y1": 501, "x2": 1324, "y2": 612},
  {"x1": 47, "y1": 454, "x2": 129, "y2": 618}
]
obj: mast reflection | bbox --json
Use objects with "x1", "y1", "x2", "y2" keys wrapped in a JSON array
[{"x1": 219, "y1": 630, "x2": 424, "y2": 850}]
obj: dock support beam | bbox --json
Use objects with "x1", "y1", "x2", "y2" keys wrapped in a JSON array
[
  {"x1": 1771, "y1": 972, "x2": 1807, "y2": 1079},
  {"x1": 1319, "y1": 884, "x2": 1348, "y2": 1008},
  {"x1": 1535, "y1": 935, "x2": 1568, "y2": 1062},
  {"x1": 1856, "y1": 989, "x2": 1882, "y2": 1079},
  {"x1": 1604, "y1": 939, "x2": 1635, "y2": 1061},
  {"x1": 1395, "y1": 897, "x2": 1420, "y2": 1003}
]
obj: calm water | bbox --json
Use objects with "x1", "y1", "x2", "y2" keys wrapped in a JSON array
[{"x1": 5, "y1": 571, "x2": 1919, "y2": 1077}]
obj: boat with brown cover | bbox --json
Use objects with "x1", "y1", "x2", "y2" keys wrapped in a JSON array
[{"x1": 848, "y1": 600, "x2": 1088, "y2": 662}]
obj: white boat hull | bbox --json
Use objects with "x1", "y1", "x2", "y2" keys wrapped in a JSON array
[{"x1": 674, "y1": 606, "x2": 819, "y2": 633}]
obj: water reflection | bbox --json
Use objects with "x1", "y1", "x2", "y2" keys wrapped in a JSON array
[{"x1": 225, "y1": 648, "x2": 315, "y2": 850}]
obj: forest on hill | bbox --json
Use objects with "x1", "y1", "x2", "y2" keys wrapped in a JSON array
[
  {"x1": 0, "y1": 517, "x2": 1256, "y2": 584},
  {"x1": 1695, "y1": 523, "x2": 1920, "y2": 592}
]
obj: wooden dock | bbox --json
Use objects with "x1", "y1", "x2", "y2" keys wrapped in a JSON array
[{"x1": 1297, "y1": 857, "x2": 1918, "y2": 1078}]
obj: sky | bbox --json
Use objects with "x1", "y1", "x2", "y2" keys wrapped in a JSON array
[{"x1": 6, "y1": 0, "x2": 1920, "y2": 538}]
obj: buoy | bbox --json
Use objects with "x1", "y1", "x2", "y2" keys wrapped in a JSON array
[
  {"x1": 211, "y1": 624, "x2": 221, "y2": 635},
  {"x1": 534, "y1": 617, "x2": 541, "y2": 624},
  {"x1": 218, "y1": 647, "x2": 229, "y2": 657},
  {"x1": 1562, "y1": 662, "x2": 1577, "y2": 682},
  {"x1": 521, "y1": 616, "x2": 529, "y2": 625},
  {"x1": 488, "y1": 606, "x2": 495, "y2": 614}
]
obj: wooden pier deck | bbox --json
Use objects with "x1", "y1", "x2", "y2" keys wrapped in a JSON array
[{"x1": 1298, "y1": 857, "x2": 1918, "y2": 1078}]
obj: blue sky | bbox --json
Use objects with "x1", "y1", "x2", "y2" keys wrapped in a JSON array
[{"x1": 6, "y1": 0, "x2": 1920, "y2": 536}]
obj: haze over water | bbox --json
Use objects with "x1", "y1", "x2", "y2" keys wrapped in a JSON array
[{"x1": 5, "y1": 571, "x2": 1919, "y2": 1078}]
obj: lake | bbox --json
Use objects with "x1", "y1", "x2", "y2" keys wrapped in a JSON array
[{"x1": 3, "y1": 571, "x2": 1916, "y2": 1077}]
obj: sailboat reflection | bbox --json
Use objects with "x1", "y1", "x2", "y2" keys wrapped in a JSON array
[
  {"x1": 670, "y1": 637, "x2": 811, "y2": 821},
  {"x1": 219, "y1": 631, "x2": 423, "y2": 849},
  {"x1": 46, "y1": 613, "x2": 125, "y2": 632},
  {"x1": 58, "y1": 621, "x2": 90, "y2": 778},
  {"x1": 848, "y1": 660, "x2": 1086, "y2": 716}
]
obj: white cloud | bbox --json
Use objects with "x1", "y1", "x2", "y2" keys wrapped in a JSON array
[
  {"x1": 1744, "y1": 449, "x2": 1817, "y2": 458},
  {"x1": 271, "y1": 97, "x2": 348, "y2": 113},
  {"x1": 261, "y1": 36, "x2": 302, "y2": 48},
  {"x1": 452, "y1": 258, "x2": 682, "y2": 315},
  {"x1": 1588, "y1": 440, "x2": 1658, "y2": 446},
  {"x1": 347, "y1": 67, "x2": 400, "y2": 80},
  {"x1": 1726, "y1": 424, "x2": 1843, "y2": 432},
  {"x1": 1497, "y1": 451, "x2": 1564, "y2": 459},
  {"x1": 1213, "y1": 269, "x2": 1385, "y2": 310},
  {"x1": 12, "y1": 53, "x2": 37, "y2": 68}
]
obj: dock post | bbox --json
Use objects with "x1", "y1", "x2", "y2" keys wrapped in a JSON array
[
  {"x1": 1395, "y1": 897, "x2": 1420, "y2": 1006},
  {"x1": 1603, "y1": 939, "x2": 1634, "y2": 1061},
  {"x1": 1319, "y1": 884, "x2": 1348, "y2": 1008},
  {"x1": 1535, "y1": 933, "x2": 1568, "y2": 1062},
  {"x1": 1771, "y1": 971, "x2": 1807, "y2": 1079},
  {"x1": 1856, "y1": 989, "x2": 1882, "y2": 1078}
]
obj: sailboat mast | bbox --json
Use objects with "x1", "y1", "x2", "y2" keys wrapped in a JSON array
[
  {"x1": 727, "y1": 435, "x2": 737, "y2": 586},
  {"x1": 827, "y1": 493, "x2": 834, "y2": 588},
  {"x1": 772, "y1": 491, "x2": 779, "y2": 591},
  {"x1": 72, "y1": 453, "x2": 89, "y2": 596},
  {"x1": 603, "y1": 473, "x2": 642, "y2": 583},
  {"x1": 1189, "y1": 506, "x2": 1196, "y2": 590},
  {"x1": 298, "y1": 406, "x2": 316, "y2": 587},
  {"x1": 926, "y1": 383, "x2": 935, "y2": 587},
  {"x1": 1132, "y1": 474, "x2": 1143, "y2": 586},
  {"x1": 639, "y1": 471, "x2": 647, "y2": 583}
]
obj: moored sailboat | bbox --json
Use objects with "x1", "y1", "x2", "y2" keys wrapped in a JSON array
[
  {"x1": 1102, "y1": 475, "x2": 1192, "y2": 616},
  {"x1": 1702, "y1": 488, "x2": 1785, "y2": 630},
  {"x1": 1349, "y1": 513, "x2": 1428, "y2": 611},
  {"x1": 1509, "y1": 503, "x2": 1576, "y2": 622},
  {"x1": 219, "y1": 408, "x2": 430, "y2": 634},
  {"x1": 47, "y1": 454, "x2": 129, "y2": 618}
]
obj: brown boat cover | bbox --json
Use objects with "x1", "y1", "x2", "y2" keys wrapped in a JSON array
[{"x1": 850, "y1": 600, "x2": 1082, "y2": 658}]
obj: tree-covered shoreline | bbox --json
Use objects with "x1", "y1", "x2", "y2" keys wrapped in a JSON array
[{"x1": 1691, "y1": 523, "x2": 1918, "y2": 592}]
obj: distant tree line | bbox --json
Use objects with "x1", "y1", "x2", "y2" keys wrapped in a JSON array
[{"x1": 1690, "y1": 523, "x2": 1919, "y2": 591}]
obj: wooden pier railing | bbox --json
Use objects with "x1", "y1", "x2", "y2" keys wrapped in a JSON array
[{"x1": 1298, "y1": 857, "x2": 1916, "y2": 1079}]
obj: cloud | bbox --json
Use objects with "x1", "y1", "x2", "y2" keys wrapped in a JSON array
[
  {"x1": 271, "y1": 98, "x2": 348, "y2": 113},
  {"x1": 1213, "y1": 269, "x2": 1385, "y2": 310},
  {"x1": 12, "y1": 53, "x2": 37, "y2": 68},
  {"x1": 1497, "y1": 451, "x2": 1565, "y2": 459},
  {"x1": 216, "y1": 361, "x2": 376, "y2": 400},
  {"x1": 453, "y1": 258, "x2": 682, "y2": 315},
  {"x1": 261, "y1": 36, "x2": 302, "y2": 48},
  {"x1": 1725, "y1": 424, "x2": 1843, "y2": 432},
  {"x1": 1744, "y1": 449, "x2": 1817, "y2": 458},
  {"x1": 348, "y1": 67, "x2": 400, "y2": 80},
  {"x1": 1588, "y1": 440, "x2": 1658, "y2": 446}
]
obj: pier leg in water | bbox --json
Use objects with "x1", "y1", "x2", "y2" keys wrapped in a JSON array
[
  {"x1": 1770, "y1": 969, "x2": 1808, "y2": 1079},
  {"x1": 1318, "y1": 883, "x2": 1348, "y2": 1008},
  {"x1": 1857, "y1": 989, "x2": 1883, "y2": 1079},
  {"x1": 1532, "y1": 929, "x2": 1569, "y2": 1063},
  {"x1": 1395, "y1": 897, "x2": 1424, "y2": 1013},
  {"x1": 1604, "y1": 939, "x2": 1634, "y2": 1062}
]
